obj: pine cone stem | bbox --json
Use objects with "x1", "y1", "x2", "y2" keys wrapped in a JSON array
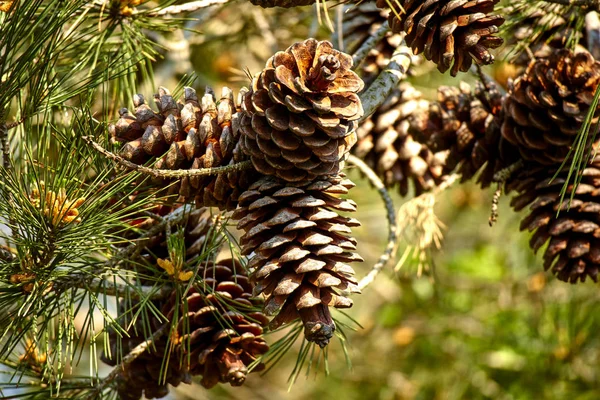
[
  {"x1": 359, "y1": 43, "x2": 413, "y2": 123},
  {"x1": 84, "y1": 136, "x2": 254, "y2": 179}
]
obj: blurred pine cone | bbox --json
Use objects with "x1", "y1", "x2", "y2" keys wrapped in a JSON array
[
  {"x1": 102, "y1": 259, "x2": 269, "y2": 399},
  {"x1": 507, "y1": 159, "x2": 600, "y2": 283},
  {"x1": 339, "y1": 1, "x2": 408, "y2": 86},
  {"x1": 375, "y1": 0, "x2": 504, "y2": 76},
  {"x1": 501, "y1": 49, "x2": 600, "y2": 166},
  {"x1": 232, "y1": 174, "x2": 361, "y2": 347},
  {"x1": 353, "y1": 83, "x2": 448, "y2": 196},
  {"x1": 504, "y1": 3, "x2": 587, "y2": 67},
  {"x1": 418, "y1": 80, "x2": 516, "y2": 188},
  {"x1": 109, "y1": 86, "x2": 255, "y2": 210},
  {"x1": 240, "y1": 38, "x2": 364, "y2": 182}
]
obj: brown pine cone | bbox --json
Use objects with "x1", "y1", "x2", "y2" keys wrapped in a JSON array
[
  {"x1": 417, "y1": 80, "x2": 516, "y2": 188},
  {"x1": 232, "y1": 174, "x2": 361, "y2": 347},
  {"x1": 240, "y1": 38, "x2": 364, "y2": 183},
  {"x1": 504, "y1": 3, "x2": 587, "y2": 67},
  {"x1": 339, "y1": 2, "x2": 409, "y2": 86},
  {"x1": 248, "y1": 0, "x2": 315, "y2": 7},
  {"x1": 164, "y1": 258, "x2": 270, "y2": 388},
  {"x1": 507, "y1": 159, "x2": 600, "y2": 283},
  {"x1": 501, "y1": 49, "x2": 600, "y2": 166},
  {"x1": 102, "y1": 259, "x2": 269, "y2": 399},
  {"x1": 109, "y1": 86, "x2": 255, "y2": 210},
  {"x1": 353, "y1": 83, "x2": 448, "y2": 196},
  {"x1": 376, "y1": 0, "x2": 504, "y2": 76}
]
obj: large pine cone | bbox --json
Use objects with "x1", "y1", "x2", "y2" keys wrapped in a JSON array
[
  {"x1": 232, "y1": 174, "x2": 362, "y2": 347},
  {"x1": 102, "y1": 259, "x2": 269, "y2": 399},
  {"x1": 353, "y1": 83, "x2": 448, "y2": 196},
  {"x1": 240, "y1": 39, "x2": 364, "y2": 183},
  {"x1": 417, "y1": 81, "x2": 516, "y2": 187},
  {"x1": 375, "y1": 0, "x2": 504, "y2": 76},
  {"x1": 504, "y1": 3, "x2": 587, "y2": 67},
  {"x1": 338, "y1": 1, "x2": 407, "y2": 86},
  {"x1": 109, "y1": 86, "x2": 255, "y2": 210},
  {"x1": 507, "y1": 160, "x2": 600, "y2": 283},
  {"x1": 501, "y1": 49, "x2": 600, "y2": 166}
]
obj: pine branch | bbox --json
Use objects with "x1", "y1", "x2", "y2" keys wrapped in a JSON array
[
  {"x1": 85, "y1": 323, "x2": 170, "y2": 399},
  {"x1": 86, "y1": 279, "x2": 173, "y2": 300},
  {"x1": 345, "y1": 155, "x2": 397, "y2": 292},
  {"x1": 358, "y1": 39, "x2": 413, "y2": 123},
  {"x1": 0, "y1": 118, "x2": 9, "y2": 172},
  {"x1": 83, "y1": 136, "x2": 254, "y2": 178},
  {"x1": 351, "y1": 21, "x2": 390, "y2": 67}
]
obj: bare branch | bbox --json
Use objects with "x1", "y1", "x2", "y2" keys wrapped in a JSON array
[
  {"x1": 345, "y1": 155, "x2": 397, "y2": 292},
  {"x1": 489, "y1": 160, "x2": 525, "y2": 226},
  {"x1": 358, "y1": 38, "x2": 413, "y2": 123},
  {"x1": 83, "y1": 136, "x2": 254, "y2": 179},
  {"x1": 352, "y1": 21, "x2": 390, "y2": 68}
]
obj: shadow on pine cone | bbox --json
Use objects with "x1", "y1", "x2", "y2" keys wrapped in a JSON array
[
  {"x1": 240, "y1": 38, "x2": 364, "y2": 182},
  {"x1": 501, "y1": 48, "x2": 600, "y2": 166},
  {"x1": 233, "y1": 174, "x2": 361, "y2": 347},
  {"x1": 109, "y1": 86, "x2": 256, "y2": 210},
  {"x1": 376, "y1": 0, "x2": 504, "y2": 75},
  {"x1": 102, "y1": 259, "x2": 269, "y2": 399}
]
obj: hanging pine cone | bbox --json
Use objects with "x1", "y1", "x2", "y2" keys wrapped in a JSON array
[
  {"x1": 416, "y1": 80, "x2": 516, "y2": 187},
  {"x1": 102, "y1": 259, "x2": 269, "y2": 399},
  {"x1": 501, "y1": 49, "x2": 600, "y2": 166},
  {"x1": 248, "y1": 0, "x2": 315, "y2": 7},
  {"x1": 338, "y1": 1, "x2": 408, "y2": 86},
  {"x1": 232, "y1": 174, "x2": 361, "y2": 347},
  {"x1": 353, "y1": 83, "x2": 448, "y2": 196},
  {"x1": 163, "y1": 258, "x2": 270, "y2": 388},
  {"x1": 375, "y1": 0, "x2": 504, "y2": 76},
  {"x1": 240, "y1": 38, "x2": 364, "y2": 182},
  {"x1": 507, "y1": 159, "x2": 600, "y2": 283},
  {"x1": 109, "y1": 86, "x2": 255, "y2": 210},
  {"x1": 504, "y1": 3, "x2": 587, "y2": 67}
]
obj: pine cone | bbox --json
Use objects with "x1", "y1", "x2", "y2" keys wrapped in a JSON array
[
  {"x1": 163, "y1": 258, "x2": 270, "y2": 389},
  {"x1": 501, "y1": 49, "x2": 600, "y2": 166},
  {"x1": 504, "y1": 3, "x2": 587, "y2": 67},
  {"x1": 102, "y1": 259, "x2": 269, "y2": 399},
  {"x1": 109, "y1": 86, "x2": 255, "y2": 210},
  {"x1": 507, "y1": 160, "x2": 600, "y2": 283},
  {"x1": 248, "y1": 0, "x2": 315, "y2": 7},
  {"x1": 338, "y1": 2, "x2": 409, "y2": 86},
  {"x1": 232, "y1": 174, "x2": 362, "y2": 347},
  {"x1": 418, "y1": 80, "x2": 516, "y2": 187},
  {"x1": 353, "y1": 83, "x2": 448, "y2": 196},
  {"x1": 240, "y1": 38, "x2": 364, "y2": 182},
  {"x1": 376, "y1": 0, "x2": 504, "y2": 76}
]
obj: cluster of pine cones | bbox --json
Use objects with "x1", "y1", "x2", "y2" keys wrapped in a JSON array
[{"x1": 103, "y1": 0, "x2": 600, "y2": 398}]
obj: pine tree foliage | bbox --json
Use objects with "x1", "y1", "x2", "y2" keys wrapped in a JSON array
[{"x1": 2, "y1": 0, "x2": 600, "y2": 399}]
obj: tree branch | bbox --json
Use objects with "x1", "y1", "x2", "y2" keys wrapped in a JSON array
[
  {"x1": 358, "y1": 39, "x2": 413, "y2": 123},
  {"x1": 86, "y1": 279, "x2": 173, "y2": 300},
  {"x1": 1, "y1": 119, "x2": 10, "y2": 172},
  {"x1": 83, "y1": 136, "x2": 254, "y2": 179},
  {"x1": 352, "y1": 21, "x2": 390, "y2": 68},
  {"x1": 345, "y1": 155, "x2": 397, "y2": 292}
]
